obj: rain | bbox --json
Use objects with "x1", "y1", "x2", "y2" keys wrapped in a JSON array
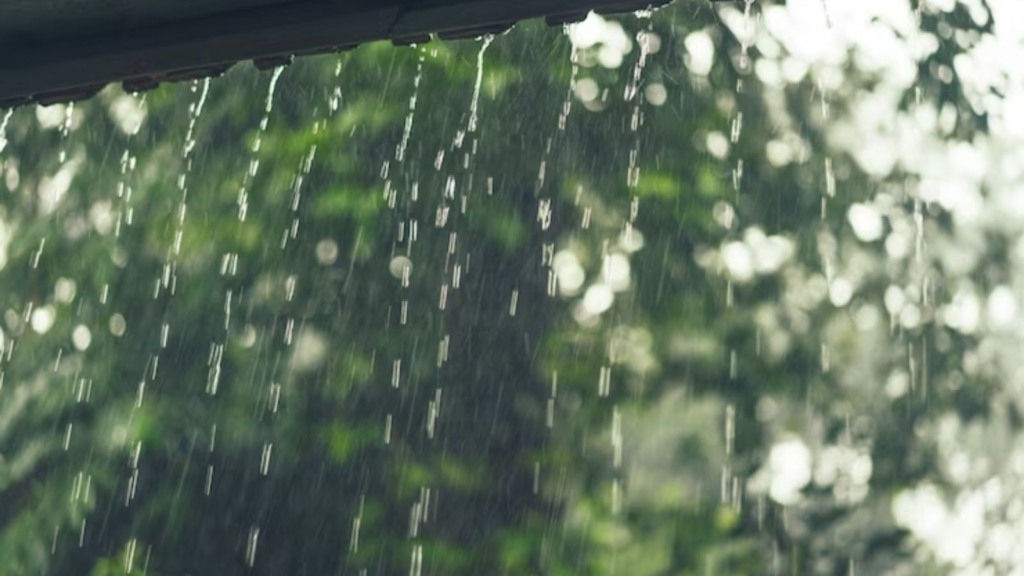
[{"x1": 2, "y1": 0, "x2": 1024, "y2": 574}]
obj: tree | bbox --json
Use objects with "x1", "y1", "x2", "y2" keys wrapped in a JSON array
[{"x1": 0, "y1": 0, "x2": 1015, "y2": 574}]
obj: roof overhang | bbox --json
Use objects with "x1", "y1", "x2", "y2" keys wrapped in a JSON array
[{"x1": 0, "y1": 0, "x2": 683, "y2": 108}]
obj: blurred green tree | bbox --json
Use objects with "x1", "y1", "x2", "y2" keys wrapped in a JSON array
[{"x1": 0, "y1": 1, "x2": 1011, "y2": 575}]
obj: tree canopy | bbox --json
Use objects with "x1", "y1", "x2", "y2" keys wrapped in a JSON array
[{"x1": 0, "y1": 0, "x2": 1019, "y2": 574}]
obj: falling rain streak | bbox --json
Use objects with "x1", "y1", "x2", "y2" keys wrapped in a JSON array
[
  {"x1": 466, "y1": 36, "x2": 494, "y2": 136},
  {"x1": 0, "y1": 2, "x2": 999, "y2": 574},
  {"x1": 624, "y1": 16, "x2": 652, "y2": 191},
  {"x1": 57, "y1": 102, "x2": 73, "y2": 164},
  {"x1": 0, "y1": 108, "x2": 12, "y2": 154},
  {"x1": 237, "y1": 66, "x2": 285, "y2": 222}
]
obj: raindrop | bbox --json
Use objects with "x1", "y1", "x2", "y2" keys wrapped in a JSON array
[
  {"x1": 730, "y1": 112, "x2": 744, "y2": 144},
  {"x1": 246, "y1": 527, "x2": 260, "y2": 567},
  {"x1": 123, "y1": 538, "x2": 137, "y2": 573},
  {"x1": 0, "y1": 109, "x2": 12, "y2": 154},
  {"x1": 237, "y1": 66, "x2": 286, "y2": 222},
  {"x1": 598, "y1": 365, "x2": 611, "y2": 397},
  {"x1": 58, "y1": 102, "x2": 74, "y2": 163},
  {"x1": 260, "y1": 443, "x2": 273, "y2": 475},
  {"x1": 31, "y1": 238, "x2": 45, "y2": 268},
  {"x1": 466, "y1": 36, "x2": 495, "y2": 135},
  {"x1": 725, "y1": 404, "x2": 736, "y2": 455},
  {"x1": 409, "y1": 544, "x2": 423, "y2": 576},
  {"x1": 204, "y1": 465, "x2": 214, "y2": 496},
  {"x1": 559, "y1": 42, "x2": 580, "y2": 131},
  {"x1": 825, "y1": 156, "x2": 836, "y2": 197}
]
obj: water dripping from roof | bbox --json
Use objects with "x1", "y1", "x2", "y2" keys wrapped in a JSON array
[
  {"x1": 466, "y1": 35, "x2": 494, "y2": 136},
  {"x1": 558, "y1": 32, "x2": 580, "y2": 131},
  {"x1": 625, "y1": 13, "x2": 653, "y2": 191},
  {"x1": 395, "y1": 52, "x2": 425, "y2": 163},
  {"x1": 0, "y1": 108, "x2": 12, "y2": 154},
  {"x1": 237, "y1": 65, "x2": 286, "y2": 222},
  {"x1": 171, "y1": 79, "x2": 210, "y2": 257},
  {"x1": 57, "y1": 102, "x2": 74, "y2": 163}
]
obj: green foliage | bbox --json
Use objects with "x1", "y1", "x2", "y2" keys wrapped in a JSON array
[{"x1": 0, "y1": 1, "x2": 1008, "y2": 575}]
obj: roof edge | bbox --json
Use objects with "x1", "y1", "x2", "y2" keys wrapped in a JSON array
[{"x1": 0, "y1": 0, "x2": 681, "y2": 109}]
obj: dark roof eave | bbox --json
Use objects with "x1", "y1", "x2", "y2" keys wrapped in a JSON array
[{"x1": 0, "y1": 0, "x2": 686, "y2": 108}]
